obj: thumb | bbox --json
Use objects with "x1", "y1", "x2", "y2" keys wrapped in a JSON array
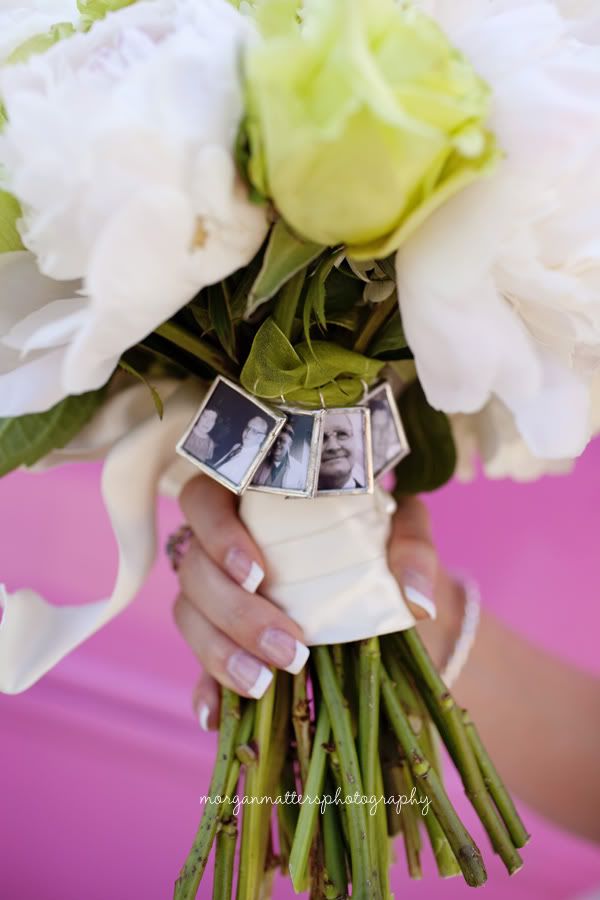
[{"x1": 387, "y1": 497, "x2": 438, "y2": 621}]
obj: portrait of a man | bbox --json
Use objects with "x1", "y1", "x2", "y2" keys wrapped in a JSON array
[
  {"x1": 317, "y1": 409, "x2": 372, "y2": 495},
  {"x1": 215, "y1": 415, "x2": 270, "y2": 483},
  {"x1": 252, "y1": 411, "x2": 318, "y2": 495},
  {"x1": 176, "y1": 377, "x2": 285, "y2": 494},
  {"x1": 366, "y1": 382, "x2": 410, "y2": 478}
]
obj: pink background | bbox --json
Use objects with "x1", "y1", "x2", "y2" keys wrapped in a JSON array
[{"x1": 1, "y1": 441, "x2": 600, "y2": 899}]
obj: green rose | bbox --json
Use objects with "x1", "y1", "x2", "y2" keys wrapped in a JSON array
[{"x1": 244, "y1": 0, "x2": 498, "y2": 259}]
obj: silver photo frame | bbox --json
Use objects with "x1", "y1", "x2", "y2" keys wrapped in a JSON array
[
  {"x1": 316, "y1": 406, "x2": 374, "y2": 497},
  {"x1": 365, "y1": 381, "x2": 410, "y2": 479},
  {"x1": 176, "y1": 376, "x2": 286, "y2": 495},
  {"x1": 249, "y1": 408, "x2": 325, "y2": 498}
]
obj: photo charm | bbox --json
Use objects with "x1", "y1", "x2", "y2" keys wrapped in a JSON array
[
  {"x1": 176, "y1": 377, "x2": 286, "y2": 495},
  {"x1": 316, "y1": 406, "x2": 374, "y2": 497},
  {"x1": 250, "y1": 408, "x2": 324, "y2": 498},
  {"x1": 366, "y1": 381, "x2": 410, "y2": 479}
]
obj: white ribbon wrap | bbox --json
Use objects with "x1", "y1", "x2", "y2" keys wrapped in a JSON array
[
  {"x1": 0, "y1": 379, "x2": 413, "y2": 694},
  {"x1": 0, "y1": 380, "x2": 203, "y2": 694},
  {"x1": 240, "y1": 489, "x2": 415, "y2": 644}
]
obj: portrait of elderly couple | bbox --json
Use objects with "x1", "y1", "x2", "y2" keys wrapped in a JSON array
[{"x1": 178, "y1": 379, "x2": 408, "y2": 496}]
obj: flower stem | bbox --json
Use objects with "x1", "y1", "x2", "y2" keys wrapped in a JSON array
[
  {"x1": 353, "y1": 295, "x2": 397, "y2": 355},
  {"x1": 396, "y1": 757, "x2": 423, "y2": 879},
  {"x1": 212, "y1": 800, "x2": 238, "y2": 900},
  {"x1": 292, "y1": 668, "x2": 312, "y2": 786},
  {"x1": 380, "y1": 639, "x2": 461, "y2": 877},
  {"x1": 314, "y1": 646, "x2": 381, "y2": 900},
  {"x1": 322, "y1": 796, "x2": 349, "y2": 899},
  {"x1": 374, "y1": 758, "x2": 392, "y2": 900},
  {"x1": 380, "y1": 666, "x2": 487, "y2": 887},
  {"x1": 358, "y1": 638, "x2": 382, "y2": 890},
  {"x1": 237, "y1": 676, "x2": 276, "y2": 900},
  {"x1": 155, "y1": 321, "x2": 237, "y2": 379},
  {"x1": 396, "y1": 629, "x2": 523, "y2": 875},
  {"x1": 174, "y1": 689, "x2": 241, "y2": 900},
  {"x1": 289, "y1": 702, "x2": 331, "y2": 892},
  {"x1": 461, "y1": 709, "x2": 530, "y2": 848}
]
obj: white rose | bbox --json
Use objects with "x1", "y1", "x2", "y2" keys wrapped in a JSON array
[
  {"x1": 0, "y1": 1, "x2": 78, "y2": 63},
  {"x1": 0, "y1": 0, "x2": 267, "y2": 415},
  {"x1": 397, "y1": 0, "x2": 600, "y2": 463}
]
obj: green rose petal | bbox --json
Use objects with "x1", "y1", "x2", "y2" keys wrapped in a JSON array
[{"x1": 244, "y1": 0, "x2": 499, "y2": 257}]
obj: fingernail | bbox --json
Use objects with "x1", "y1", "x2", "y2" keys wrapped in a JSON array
[
  {"x1": 227, "y1": 651, "x2": 273, "y2": 699},
  {"x1": 198, "y1": 703, "x2": 210, "y2": 732},
  {"x1": 404, "y1": 571, "x2": 437, "y2": 620},
  {"x1": 258, "y1": 628, "x2": 310, "y2": 674},
  {"x1": 224, "y1": 548, "x2": 264, "y2": 594}
]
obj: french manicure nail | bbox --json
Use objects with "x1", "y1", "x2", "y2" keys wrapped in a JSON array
[
  {"x1": 258, "y1": 628, "x2": 310, "y2": 675},
  {"x1": 404, "y1": 570, "x2": 437, "y2": 620},
  {"x1": 227, "y1": 650, "x2": 273, "y2": 699},
  {"x1": 198, "y1": 703, "x2": 210, "y2": 732},
  {"x1": 224, "y1": 548, "x2": 264, "y2": 594}
]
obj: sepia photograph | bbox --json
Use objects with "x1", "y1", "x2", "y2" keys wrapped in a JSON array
[
  {"x1": 251, "y1": 409, "x2": 324, "y2": 497},
  {"x1": 317, "y1": 407, "x2": 373, "y2": 496},
  {"x1": 177, "y1": 377, "x2": 285, "y2": 494},
  {"x1": 366, "y1": 381, "x2": 410, "y2": 478}
]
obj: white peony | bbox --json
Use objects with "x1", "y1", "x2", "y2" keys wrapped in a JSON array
[
  {"x1": 397, "y1": 0, "x2": 600, "y2": 467},
  {"x1": 0, "y1": 0, "x2": 267, "y2": 415},
  {"x1": 0, "y1": 1, "x2": 79, "y2": 63}
]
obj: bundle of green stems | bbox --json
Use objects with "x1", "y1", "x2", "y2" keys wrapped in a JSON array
[{"x1": 174, "y1": 629, "x2": 529, "y2": 900}]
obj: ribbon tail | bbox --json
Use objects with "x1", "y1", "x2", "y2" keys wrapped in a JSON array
[{"x1": 0, "y1": 381, "x2": 202, "y2": 694}]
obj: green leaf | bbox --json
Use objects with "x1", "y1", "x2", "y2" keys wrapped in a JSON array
[
  {"x1": 241, "y1": 317, "x2": 383, "y2": 408},
  {"x1": 118, "y1": 359, "x2": 164, "y2": 419},
  {"x1": 189, "y1": 303, "x2": 212, "y2": 335},
  {"x1": 393, "y1": 381, "x2": 456, "y2": 495},
  {"x1": 228, "y1": 254, "x2": 263, "y2": 321},
  {"x1": 77, "y1": 0, "x2": 136, "y2": 28},
  {"x1": 369, "y1": 312, "x2": 408, "y2": 358},
  {"x1": 7, "y1": 23, "x2": 76, "y2": 64},
  {"x1": 0, "y1": 191, "x2": 24, "y2": 253},
  {"x1": 0, "y1": 389, "x2": 107, "y2": 478},
  {"x1": 208, "y1": 283, "x2": 237, "y2": 362},
  {"x1": 272, "y1": 268, "x2": 305, "y2": 340},
  {"x1": 245, "y1": 219, "x2": 323, "y2": 318},
  {"x1": 302, "y1": 254, "x2": 339, "y2": 343}
]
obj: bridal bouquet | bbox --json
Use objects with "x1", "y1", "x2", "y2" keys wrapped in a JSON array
[{"x1": 1, "y1": 0, "x2": 599, "y2": 897}]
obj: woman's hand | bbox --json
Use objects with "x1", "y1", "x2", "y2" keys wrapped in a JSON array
[{"x1": 173, "y1": 475, "x2": 459, "y2": 730}]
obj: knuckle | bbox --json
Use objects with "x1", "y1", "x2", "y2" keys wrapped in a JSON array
[{"x1": 225, "y1": 593, "x2": 262, "y2": 643}]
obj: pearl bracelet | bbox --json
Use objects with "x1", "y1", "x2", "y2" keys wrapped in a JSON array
[{"x1": 440, "y1": 576, "x2": 481, "y2": 688}]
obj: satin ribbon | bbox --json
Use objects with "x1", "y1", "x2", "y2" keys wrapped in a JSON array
[
  {"x1": 240, "y1": 488, "x2": 415, "y2": 644},
  {"x1": 0, "y1": 378, "x2": 413, "y2": 694}
]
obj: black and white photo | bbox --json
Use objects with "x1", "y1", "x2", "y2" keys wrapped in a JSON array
[
  {"x1": 317, "y1": 407, "x2": 373, "y2": 496},
  {"x1": 251, "y1": 409, "x2": 323, "y2": 497},
  {"x1": 366, "y1": 382, "x2": 410, "y2": 478},
  {"x1": 177, "y1": 377, "x2": 285, "y2": 494}
]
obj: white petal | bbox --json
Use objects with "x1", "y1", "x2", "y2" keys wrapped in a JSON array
[
  {"x1": 62, "y1": 187, "x2": 199, "y2": 393},
  {"x1": 0, "y1": 251, "x2": 80, "y2": 332},
  {"x1": 3, "y1": 297, "x2": 87, "y2": 353},
  {"x1": 0, "y1": 345, "x2": 69, "y2": 416},
  {"x1": 510, "y1": 350, "x2": 591, "y2": 458}
]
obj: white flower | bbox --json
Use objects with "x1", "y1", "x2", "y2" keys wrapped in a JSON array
[
  {"x1": 0, "y1": 0, "x2": 267, "y2": 415},
  {"x1": 0, "y1": 1, "x2": 78, "y2": 63},
  {"x1": 451, "y1": 374, "x2": 600, "y2": 482},
  {"x1": 397, "y1": 0, "x2": 600, "y2": 463}
]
